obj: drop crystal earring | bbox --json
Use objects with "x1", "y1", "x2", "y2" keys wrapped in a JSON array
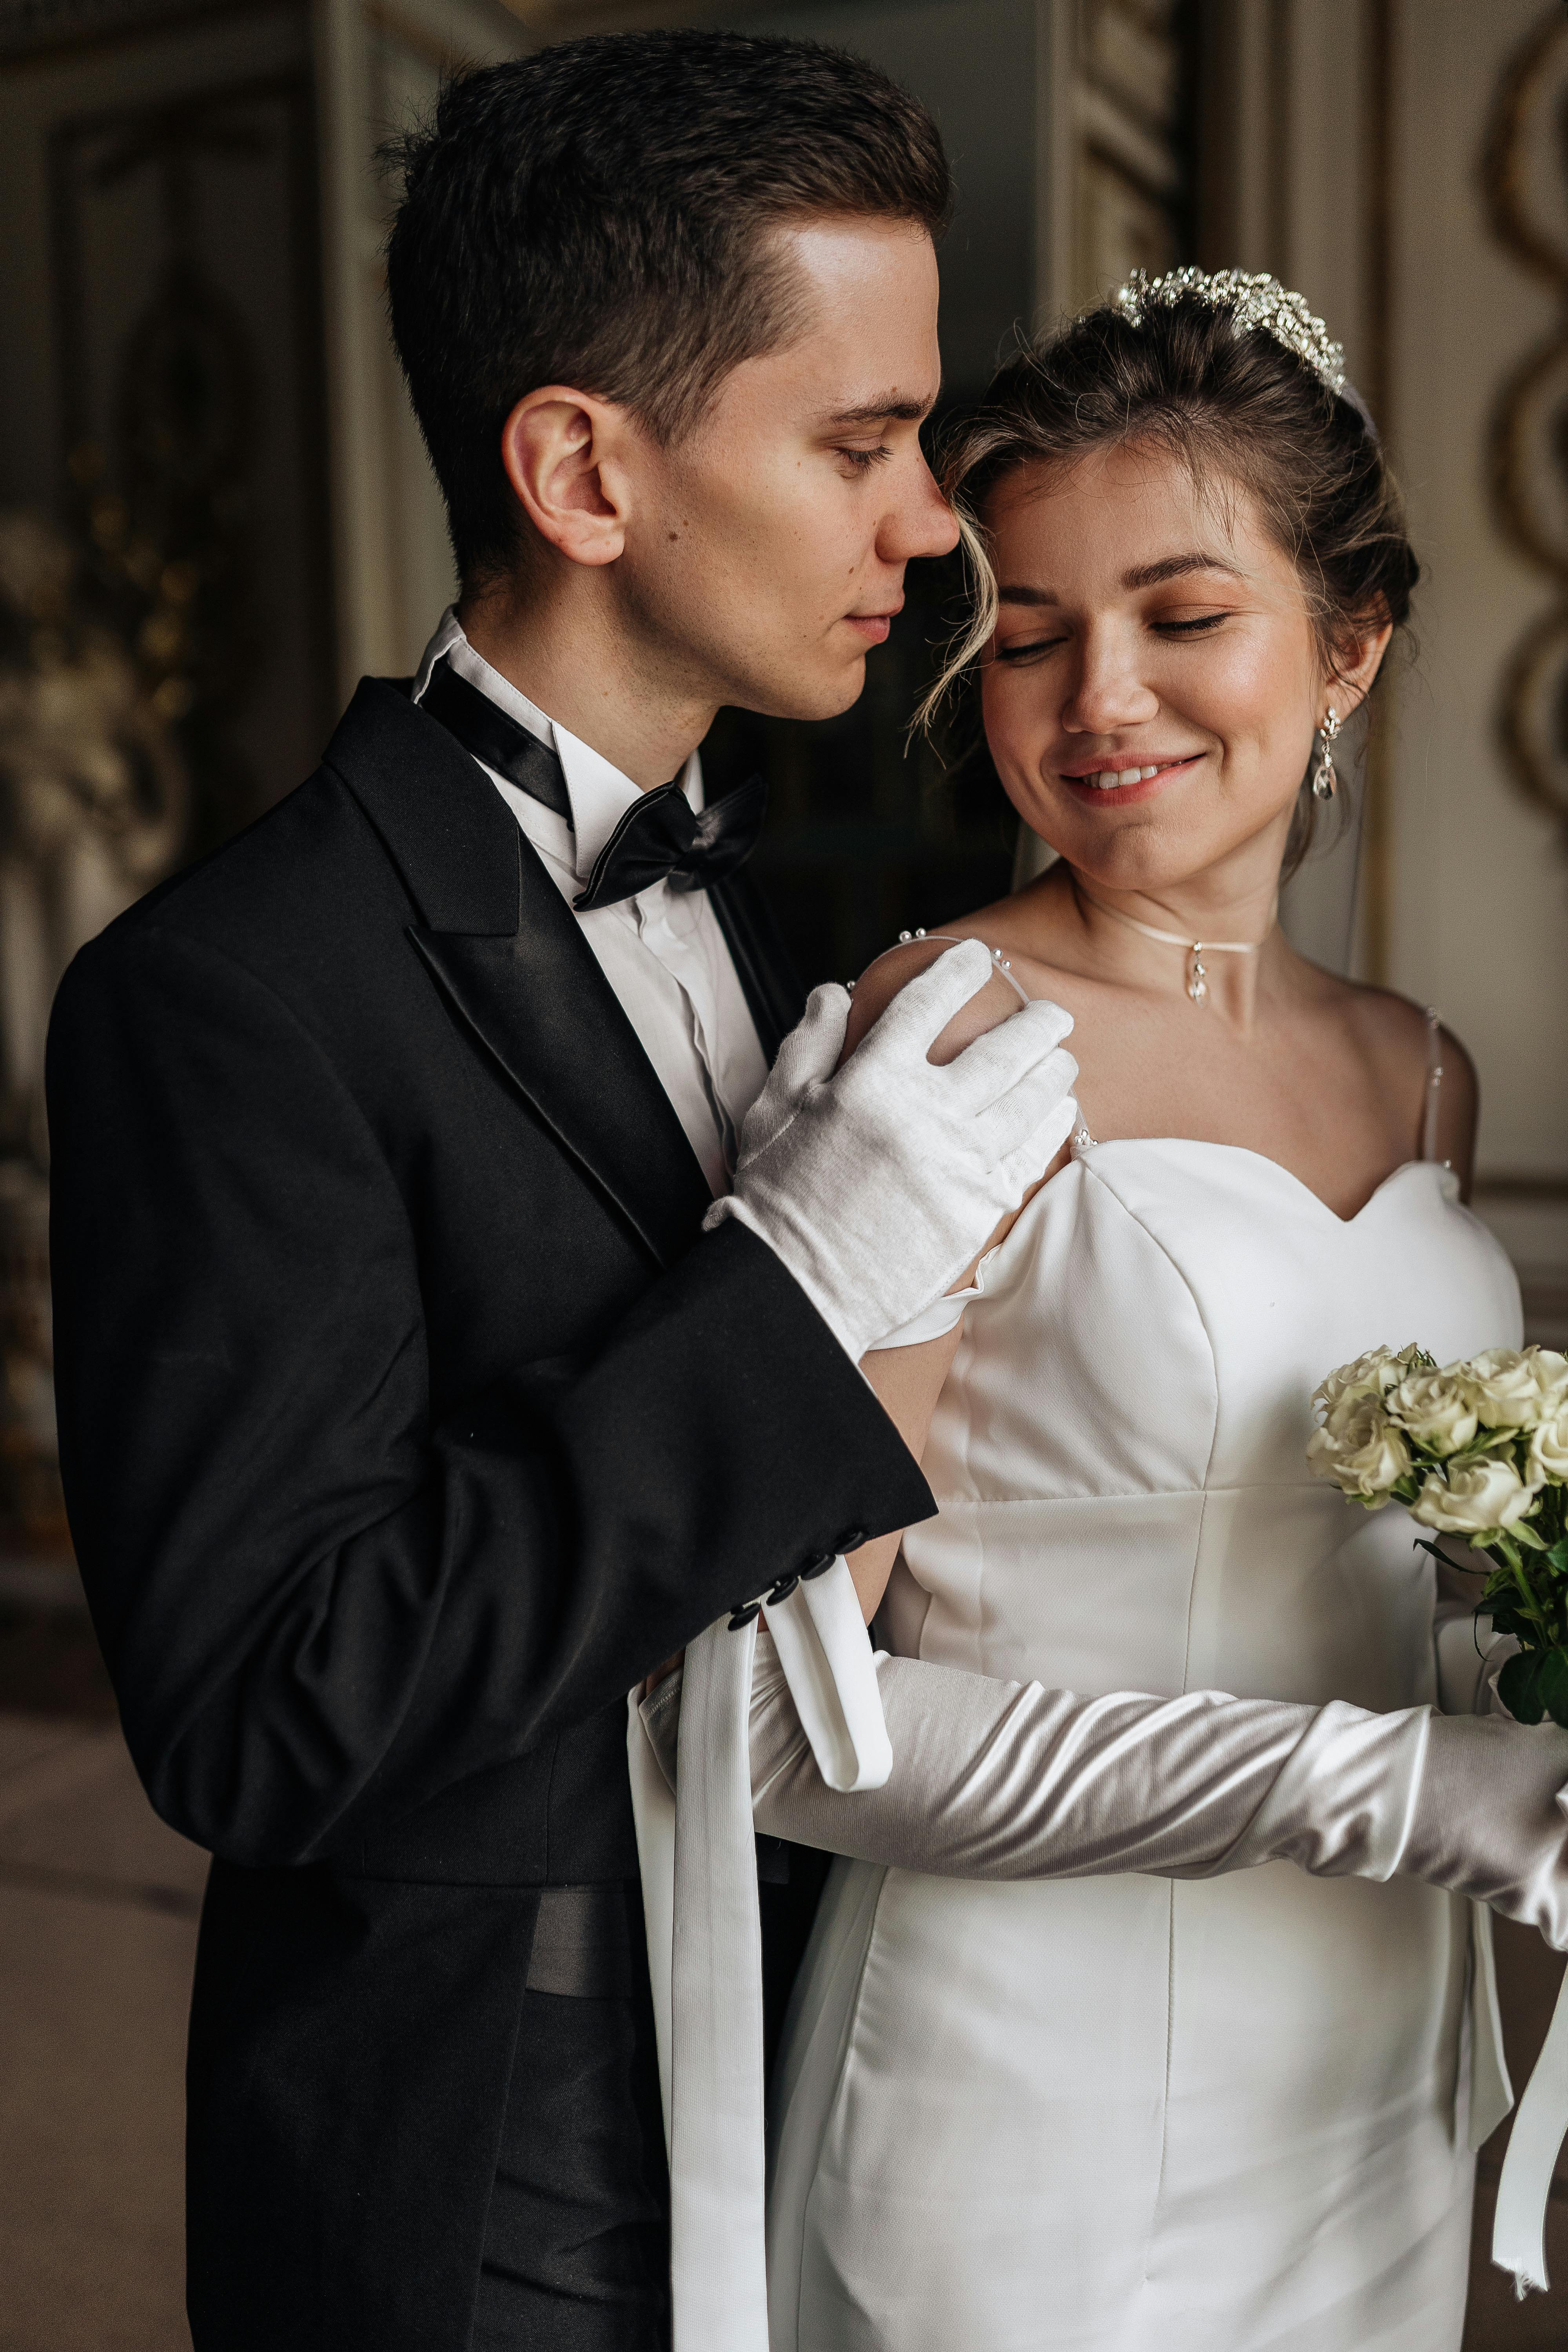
[{"x1": 1310, "y1": 706, "x2": 1341, "y2": 801}]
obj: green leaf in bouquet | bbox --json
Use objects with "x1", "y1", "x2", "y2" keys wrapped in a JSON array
[
  {"x1": 1538, "y1": 1648, "x2": 1568, "y2": 1730},
  {"x1": 1412, "y1": 1536, "x2": 1485, "y2": 1577},
  {"x1": 1482, "y1": 1596, "x2": 1533, "y2": 1645},
  {"x1": 1510, "y1": 1518, "x2": 1549, "y2": 1552},
  {"x1": 1497, "y1": 1650, "x2": 1547, "y2": 1725}
]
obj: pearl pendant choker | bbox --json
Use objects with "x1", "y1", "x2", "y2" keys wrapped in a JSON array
[{"x1": 1075, "y1": 885, "x2": 1273, "y2": 1007}]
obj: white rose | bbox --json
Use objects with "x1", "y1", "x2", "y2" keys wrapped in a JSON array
[
  {"x1": 1386, "y1": 1368, "x2": 1478, "y2": 1457},
  {"x1": 1409, "y1": 1454, "x2": 1539, "y2": 1536},
  {"x1": 1463, "y1": 1347, "x2": 1549, "y2": 1431},
  {"x1": 1306, "y1": 1396, "x2": 1412, "y2": 1503},
  {"x1": 1526, "y1": 1406, "x2": 1568, "y2": 1486},
  {"x1": 1313, "y1": 1345, "x2": 1423, "y2": 1419},
  {"x1": 1533, "y1": 1349, "x2": 1568, "y2": 1406}
]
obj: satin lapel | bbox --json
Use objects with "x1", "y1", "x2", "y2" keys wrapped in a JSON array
[
  {"x1": 333, "y1": 677, "x2": 713, "y2": 1270},
  {"x1": 411, "y1": 848, "x2": 713, "y2": 1270},
  {"x1": 707, "y1": 869, "x2": 806, "y2": 1065}
]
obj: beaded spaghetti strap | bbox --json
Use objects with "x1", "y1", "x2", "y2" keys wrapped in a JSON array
[
  {"x1": 853, "y1": 927, "x2": 1032, "y2": 1007},
  {"x1": 1421, "y1": 1008, "x2": 1444, "y2": 1165}
]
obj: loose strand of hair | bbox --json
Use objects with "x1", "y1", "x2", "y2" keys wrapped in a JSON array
[{"x1": 910, "y1": 498, "x2": 998, "y2": 742}]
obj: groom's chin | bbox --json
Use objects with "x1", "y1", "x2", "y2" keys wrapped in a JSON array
[{"x1": 751, "y1": 653, "x2": 871, "y2": 726}]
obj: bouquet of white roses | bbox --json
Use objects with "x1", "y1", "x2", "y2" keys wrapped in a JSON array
[{"x1": 1307, "y1": 1342, "x2": 1568, "y2": 1726}]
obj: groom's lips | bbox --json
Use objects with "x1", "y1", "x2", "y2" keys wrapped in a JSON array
[{"x1": 844, "y1": 606, "x2": 901, "y2": 645}]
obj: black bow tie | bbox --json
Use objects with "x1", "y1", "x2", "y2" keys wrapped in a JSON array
[{"x1": 419, "y1": 656, "x2": 767, "y2": 913}]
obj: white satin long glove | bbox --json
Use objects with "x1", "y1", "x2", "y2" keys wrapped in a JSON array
[
  {"x1": 640, "y1": 1639, "x2": 1568, "y2": 1937},
  {"x1": 705, "y1": 943, "x2": 1078, "y2": 1361}
]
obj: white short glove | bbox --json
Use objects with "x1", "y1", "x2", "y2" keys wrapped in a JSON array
[{"x1": 706, "y1": 940, "x2": 1078, "y2": 1361}]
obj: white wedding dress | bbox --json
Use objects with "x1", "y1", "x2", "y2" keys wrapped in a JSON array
[{"x1": 766, "y1": 1102, "x2": 1522, "y2": 2350}]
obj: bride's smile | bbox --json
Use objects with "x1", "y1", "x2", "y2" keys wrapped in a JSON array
[{"x1": 1054, "y1": 752, "x2": 1202, "y2": 806}]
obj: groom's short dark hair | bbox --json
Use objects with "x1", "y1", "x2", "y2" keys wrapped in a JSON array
[{"x1": 385, "y1": 30, "x2": 951, "y2": 586}]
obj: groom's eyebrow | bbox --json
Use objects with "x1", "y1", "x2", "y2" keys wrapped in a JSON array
[{"x1": 818, "y1": 390, "x2": 938, "y2": 426}]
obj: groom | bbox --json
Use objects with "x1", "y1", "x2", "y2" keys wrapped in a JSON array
[{"x1": 45, "y1": 30, "x2": 1081, "y2": 2352}]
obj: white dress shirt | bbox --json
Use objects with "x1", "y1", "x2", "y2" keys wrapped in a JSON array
[{"x1": 413, "y1": 609, "x2": 769, "y2": 1196}]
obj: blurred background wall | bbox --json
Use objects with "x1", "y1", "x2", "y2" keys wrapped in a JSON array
[{"x1": 0, "y1": 3, "x2": 1565, "y2": 2344}]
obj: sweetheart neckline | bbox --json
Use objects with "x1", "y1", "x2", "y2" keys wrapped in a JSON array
[{"x1": 1071, "y1": 1137, "x2": 1449, "y2": 1228}]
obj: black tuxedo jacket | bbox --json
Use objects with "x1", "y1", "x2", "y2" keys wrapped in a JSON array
[{"x1": 46, "y1": 678, "x2": 931, "y2": 2348}]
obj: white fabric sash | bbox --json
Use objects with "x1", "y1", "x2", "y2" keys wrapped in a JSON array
[
  {"x1": 628, "y1": 1557, "x2": 889, "y2": 2350},
  {"x1": 1494, "y1": 1958, "x2": 1568, "y2": 2295}
]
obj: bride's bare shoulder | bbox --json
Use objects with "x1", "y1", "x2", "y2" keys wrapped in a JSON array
[
  {"x1": 843, "y1": 877, "x2": 1078, "y2": 1064},
  {"x1": 843, "y1": 919, "x2": 1032, "y2": 1066},
  {"x1": 1329, "y1": 975, "x2": 1479, "y2": 1170}
]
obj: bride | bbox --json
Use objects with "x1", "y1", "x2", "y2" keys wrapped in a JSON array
[{"x1": 765, "y1": 273, "x2": 1512, "y2": 2351}]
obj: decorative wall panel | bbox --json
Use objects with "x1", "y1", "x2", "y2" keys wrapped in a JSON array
[
  {"x1": 47, "y1": 67, "x2": 332, "y2": 846},
  {"x1": 1074, "y1": 0, "x2": 1191, "y2": 303},
  {"x1": 1482, "y1": 7, "x2": 1568, "y2": 856}
]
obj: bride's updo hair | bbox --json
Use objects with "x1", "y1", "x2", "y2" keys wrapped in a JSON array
[{"x1": 921, "y1": 282, "x2": 1419, "y2": 857}]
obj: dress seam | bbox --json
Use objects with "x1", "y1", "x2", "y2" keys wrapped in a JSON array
[
  {"x1": 1144, "y1": 1478, "x2": 1207, "y2": 2287},
  {"x1": 920, "y1": 1481, "x2": 1322, "y2": 1508},
  {"x1": 1080, "y1": 1158, "x2": 1223, "y2": 1488},
  {"x1": 953, "y1": 1318, "x2": 986, "y2": 1678},
  {"x1": 1145, "y1": 1878, "x2": 1178, "y2": 2290}
]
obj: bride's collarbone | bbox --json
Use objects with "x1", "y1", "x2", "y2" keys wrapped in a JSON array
[
  {"x1": 1014, "y1": 996, "x2": 1431, "y2": 1215},
  {"x1": 863, "y1": 927, "x2": 1448, "y2": 1201}
]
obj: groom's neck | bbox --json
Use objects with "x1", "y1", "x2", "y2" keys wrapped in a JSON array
[{"x1": 459, "y1": 564, "x2": 720, "y2": 793}]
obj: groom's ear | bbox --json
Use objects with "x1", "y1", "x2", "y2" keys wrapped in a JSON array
[{"x1": 499, "y1": 387, "x2": 639, "y2": 569}]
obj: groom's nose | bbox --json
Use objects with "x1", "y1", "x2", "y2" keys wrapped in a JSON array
[{"x1": 878, "y1": 452, "x2": 962, "y2": 566}]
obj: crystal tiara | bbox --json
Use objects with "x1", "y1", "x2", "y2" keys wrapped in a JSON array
[{"x1": 1111, "y1": 267, "x2": 1347, "y2": 398}]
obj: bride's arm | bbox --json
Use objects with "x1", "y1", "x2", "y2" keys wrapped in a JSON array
[
  {"x1": 841, "y1": 937, "x2": 1070, "y2": 1620},
  {"x1": 846, "y1": 1328, "x2": 960, "y2": 1617},
  {"x1": 641, "y1": 1633, "x2": 1568, "y2": 1947}
]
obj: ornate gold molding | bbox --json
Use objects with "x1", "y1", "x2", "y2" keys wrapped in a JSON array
[{"x1": 1481, "y1": 7, "x2": 1568, "y2": 850}]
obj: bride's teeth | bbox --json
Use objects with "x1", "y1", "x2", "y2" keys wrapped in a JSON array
[
  {"x1": 1078, "y1": 763, "x2": 1167, "y2": 789},
  {"x1": 1080, "y1": 764, "x2": 1165, "y2": 789}
]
